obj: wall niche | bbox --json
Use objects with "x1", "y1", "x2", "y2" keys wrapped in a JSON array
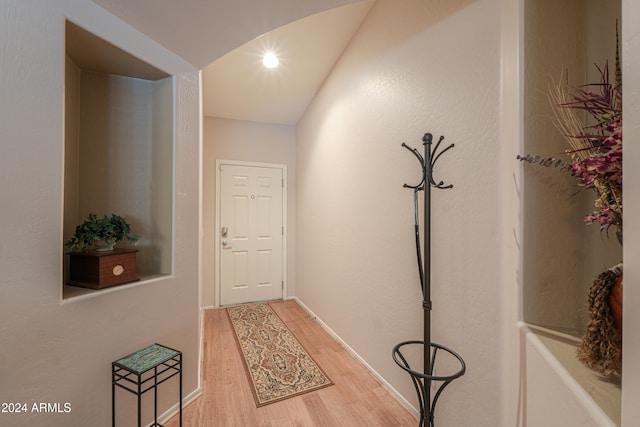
[
  {"x1": 523, "y1": 0, "x2": 622, "y2": 423},
  {"x1": 64, "y1": 21, "x2": 174, "y2": 299}
]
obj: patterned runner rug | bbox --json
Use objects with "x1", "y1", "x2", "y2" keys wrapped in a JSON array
[{"x1": 227, "y1": 302, "x2": 333, "y2": 406}]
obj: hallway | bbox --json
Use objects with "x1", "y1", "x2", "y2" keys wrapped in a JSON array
[{"x1": 166, "y1": 300, "x2": 417, "y2": 426}]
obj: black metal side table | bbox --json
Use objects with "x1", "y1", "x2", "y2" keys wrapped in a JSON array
[{"x1": 112, "y1": 343, "x2": 182, "y2": 427}]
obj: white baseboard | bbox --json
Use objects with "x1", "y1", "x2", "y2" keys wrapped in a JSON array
[
  {"x1": 157, "y1": 387, "x2": 203, "y2": 426},
  {"x1": 292, "y1": 297, "x2": 419, "y2": 418}
]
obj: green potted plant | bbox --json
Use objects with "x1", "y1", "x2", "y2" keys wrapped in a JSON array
[{"x1": 65, "y1": 213, "x2": 139, "y2": 252}]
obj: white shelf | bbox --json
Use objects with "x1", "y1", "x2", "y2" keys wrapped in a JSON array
[
  {"x1": 528, "y1": 323, "x2": 621, "y2": 426},
  {"x1": 62, "y1": 273, "x2": 171, "y2": 303}
]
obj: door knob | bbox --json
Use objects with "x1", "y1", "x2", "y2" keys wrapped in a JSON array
[{"x1": 222, "y1": 240, "x2": 231, "y2": 249}]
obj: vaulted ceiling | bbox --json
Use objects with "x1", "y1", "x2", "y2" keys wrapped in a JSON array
[
  {"x1": 93, "y1": 0, "x2": 369, "y2": 69},
  {"x1": 93, "y1": 0, "x2": 375, "y2": 125},
  {"x1": 202, "y1": 1, "x2": 374, "y2": 124}
]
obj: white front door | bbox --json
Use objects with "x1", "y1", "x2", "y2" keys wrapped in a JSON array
[{"x1": 219, "y1": 163, "x2": 284, "y2": 306}]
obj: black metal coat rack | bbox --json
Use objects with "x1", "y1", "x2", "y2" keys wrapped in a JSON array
[{"x1": 392, "y1": 133, "x2": 466, "y2": 427}]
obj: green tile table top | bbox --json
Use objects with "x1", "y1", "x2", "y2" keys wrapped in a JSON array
[{"x1": 114, "y1": 343, "x2": 180, "y2": 375}]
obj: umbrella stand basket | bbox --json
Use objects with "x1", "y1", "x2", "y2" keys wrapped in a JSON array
[{"x1": 393, "y1": 133, "x2": 466, "y2": 427}]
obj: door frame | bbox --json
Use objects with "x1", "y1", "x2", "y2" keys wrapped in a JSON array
[{"x1": 215, "y1": 159, "x2": 288, "y2": 307}]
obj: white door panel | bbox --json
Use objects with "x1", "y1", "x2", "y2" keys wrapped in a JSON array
[{"x1": 219, "y1": 164, "x2": 283, "y2": 306}]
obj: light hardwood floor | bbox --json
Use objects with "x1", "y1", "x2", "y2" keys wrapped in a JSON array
[{"x1": 165, "y1": 299, "x2": 417, "y2": 426}]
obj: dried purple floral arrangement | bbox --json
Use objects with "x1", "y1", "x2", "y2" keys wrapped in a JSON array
[{"x1": 518, "y1": 51, "x2": 622, "y2": 242}]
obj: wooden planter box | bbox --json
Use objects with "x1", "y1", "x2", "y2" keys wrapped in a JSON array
[{"x1": 67, "y1": 248, "x2": 139, "y2": 289}]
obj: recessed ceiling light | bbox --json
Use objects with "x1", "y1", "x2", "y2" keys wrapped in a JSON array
[{"x1": 262, "y1": 52, "x2": 279, "y2": 69}]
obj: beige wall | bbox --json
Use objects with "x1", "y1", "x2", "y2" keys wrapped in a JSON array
[
  {"x1": 202, "y1": 117, "x2": 296, "y2": 307},
  {"x1": 0, "y1": 1, "x2": 200, "y2": 426},
  {"x1": 196, "y1": 3, "x2": 640, "y2": 424},
  {"x1": 296, "y1": 0, "x2": 502, "y2": 424},
  {"x1": 293, "y1": 0, "x2": 639, "y2": 425}
]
